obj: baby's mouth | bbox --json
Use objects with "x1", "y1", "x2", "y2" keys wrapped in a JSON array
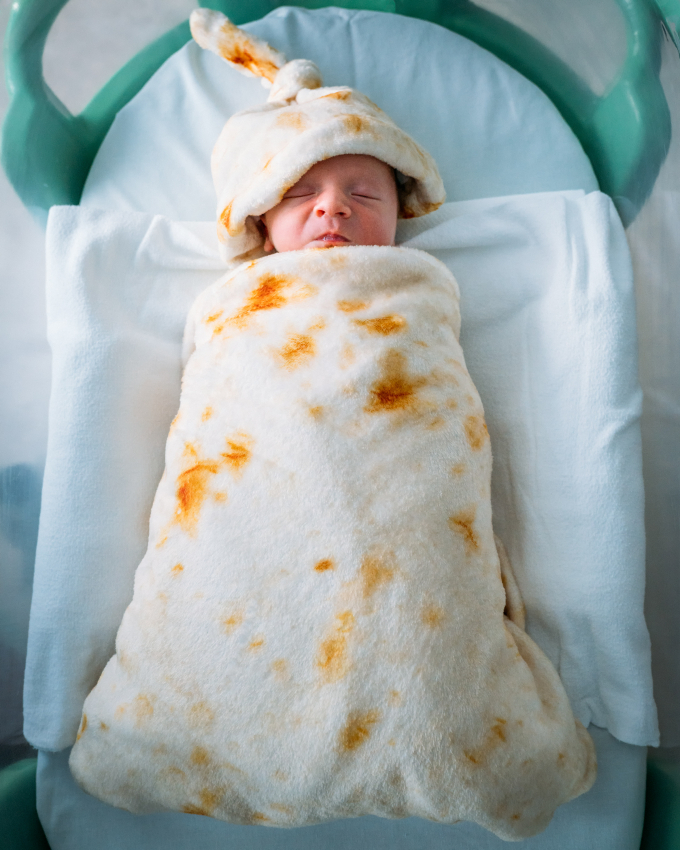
[{"x1": 319, "y1": 233, "x2": 350, "y2": 243}]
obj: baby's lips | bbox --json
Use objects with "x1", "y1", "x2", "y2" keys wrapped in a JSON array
[{"x1": 317, "y1": 233, "x2": 350, "y2": 243}]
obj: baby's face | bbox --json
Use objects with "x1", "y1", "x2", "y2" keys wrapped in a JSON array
[{"x1": 261, "y1": 154, "x2": 398, "y2": 253}]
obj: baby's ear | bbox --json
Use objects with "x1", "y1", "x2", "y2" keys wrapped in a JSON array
[{"x1": 257, "y1": 216, "x2": 275, "y2": 253}]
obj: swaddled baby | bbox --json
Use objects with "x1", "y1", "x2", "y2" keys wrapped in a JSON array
[{"x1": 69, "y1": 11, "x2": 596, "y2": 841}]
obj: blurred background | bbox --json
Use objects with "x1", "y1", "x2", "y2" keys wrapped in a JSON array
[{"x1": 1, "y1": 0, "x2": 678, "y2": 771}]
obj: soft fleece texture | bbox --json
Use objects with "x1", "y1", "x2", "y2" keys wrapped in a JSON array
[
  {"x1": 68, "y1": 246, "x2": 595, "y2": 839},
  {"x1": 24, "y1": 192, "x2": 658, "y2": 760}
]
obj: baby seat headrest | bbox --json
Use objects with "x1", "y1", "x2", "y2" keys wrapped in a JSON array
[{"x1": 190, "y1": 9, "x2": 446, "y2": 266}]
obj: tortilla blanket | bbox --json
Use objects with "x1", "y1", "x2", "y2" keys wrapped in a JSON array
[{"x1": 69, "y1": 246, "x2": 596, "y2": 840}]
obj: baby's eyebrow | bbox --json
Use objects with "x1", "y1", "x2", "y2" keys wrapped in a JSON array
[{"x1": 284, "y1": 182, "x2": 315, "y2": 196}]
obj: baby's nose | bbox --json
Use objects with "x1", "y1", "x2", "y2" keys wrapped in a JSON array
[{"x1": 315, "y1": 190, "x2": 351, "y2": 217}]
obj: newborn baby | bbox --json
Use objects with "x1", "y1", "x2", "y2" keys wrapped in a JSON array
[{"x1": 69, "y1": 12, "x2": 596, "y2": 840}]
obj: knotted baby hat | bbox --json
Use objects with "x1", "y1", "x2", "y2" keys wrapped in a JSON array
[{"x1": 190, "y1": 9, "x2": 446, "y2": 265}]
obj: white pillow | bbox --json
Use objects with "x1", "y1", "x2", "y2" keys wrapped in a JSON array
[{"x1": 81, "y1": 6, "x2": 598, "y2": 219}]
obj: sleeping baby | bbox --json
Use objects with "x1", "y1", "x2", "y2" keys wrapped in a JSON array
[{"x1": 69, "y1": 10, "x2": 596, "y2": 841}]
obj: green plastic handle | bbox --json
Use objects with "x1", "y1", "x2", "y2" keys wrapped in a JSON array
[{"x1": 0, "y1": 0, "x2": 673, "y2": 224}]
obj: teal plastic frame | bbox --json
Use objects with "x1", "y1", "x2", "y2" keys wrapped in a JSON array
[{"x1": 0, "y1": 0, "x2": 677, "y2": 224}]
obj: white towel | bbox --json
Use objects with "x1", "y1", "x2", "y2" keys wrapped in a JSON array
[{"x1": 24, "y1": 190, "x2": 658, "y2": 754}]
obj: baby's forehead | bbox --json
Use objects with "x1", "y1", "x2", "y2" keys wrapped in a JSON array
[{"x1": 295, "y1": 154, "x2": 395, "y2": 184}]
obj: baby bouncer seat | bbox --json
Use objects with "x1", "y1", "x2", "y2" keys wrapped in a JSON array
[{"x1": 1, "y1": 0, "x2": 680, "y2": 848}]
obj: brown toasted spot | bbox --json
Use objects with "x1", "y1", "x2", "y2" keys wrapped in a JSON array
[
  {"x1": 167, "y1": 766, "x2": 186, "y2": 779},
  {"x1": 171, "y1": 563, "x2": 184, "y2": 577},
  {"x1": 308, "y1": 405, "x2": 324, "y2": 419},
  {"x1": 222, "y1": 611, "x2": 244, "y2": 632},
  {"x1": 133, "y1": 694, "x2": 154, "y2": 726},
  {"x1": 328, "y1": 250, "x2": 348, "y2": 268},
  {"x1": 317, "y1": 637, "x2": 346, "y2": 678},
  {"x1": 214, "y1": 491, "x2": 227, "y2": 502},
  {"x1": 271, "y1": 659, "x2": 288, "y2": 677},
  {"x1": 451, "y1": 463, "x2": 466, "y2": 476},
  {"x1": 278, "y1": 333, "x2": 315, "y2": 369},
  {"x1": 353, "y1": 315, "x2": 407, "y2": 336},
  {"x1": 388, "y1": 738, "x2": 396, "y2": 746},
  {"x1": 364, "y1": 349, "x2": 427, "y2": 414},
  {"x1": 248, "y1": 635, "x2": 265, "y2": 650},
  {"x1": 156, "y1": 535, "x2": 168, "y2": 549},
  {"x1": 558, "y1": 752, "x2": 565, "y2": 761},
  {"x1": 314, "y1": 558, "x2": 334, "y2": 572},
  {"x1": 446, "y1": 397, "x2": 459, "y2": 409},
  {"x1": 217, "y1": 22, "x2": 280, "y2": 81},
  {"x1": 114, "y1": 704, "x2": 127, "y2": 720},
  {"x1": 188, "y1": 701, "x2": 215, "y2": 727},
  {"x1": 400, "y1": 200, "x2": 441, "y2": 219},
  {"x1": 426, "y1": 415, "x2": 446, "y2": 430},
  {"x1": 233, "y1": 273, "x2": 295, "y2": 329},
  {"x1": 76, "y1": 714, "x2": 87, "y2": 741},
  {"x1": 321, "y1": 90, "x2": 352, "y2": 101},
  {"x1": 169, "y1": 413, "x2": 180, "y2": 433},
  {"x1": 201, "y1": 406, "x2": 213, "y2": 422},
  {"x1": 275, "y1": 111, "x2": 307, "y2": 131},
  {"x1": 340, "y1": 342, "x2": 355, "y2": 368},
  {"x1": 309, "y1": 317, "x2": 326, "y2": 331},
  {"x1": 343, "y1": 114, "x2": 367, "y2": 134},
  {"x1": 221, "y1": 435, "x2": 252, "y2": 474},
  {"x1": 99, "y1": 721, "x2": 109, "y2": 731},
  {"x1": 219, "y1": 202, "x2": 234, "y2": 235},
  {"x1": 449, "y1": 506, "x2": 480, "y2": 553},
  {"x1": 317, "y1": 610, "x2": 354, "y2": 682},
  {"x1": 183, "y1": 803, "x2": 209, "y2": 816},
  {"x1": 360, "y1": 551, "x2": 395, "y2": 598},
  {"x1": 389, "y1": 690, "x2": 401, "y2": 705},
  {"x1": 337, "y1": 299, "x2": 368, "y2": 313},
  {"x1": 493, "y1": 718, "x2": 507, "y2": 741},
  {"x1": 252, "y1": 812, "x2": 270, "y2": 823},
  {"x1": 190, "y1": 746, "x2": 210, "y2": 767},
  {"x1": 511, "y1": 813, "x2": 521, "y2": 821},
  {"x1": 174, "y1": 443, "x2": 220, "y2": 533},
  {"x1": 272, "y1": 770, "x2": 288, "y2": 781},
  {"x1": 465, "y1": 719, "x2": 509, "y2": 766},
  {"x1": 422, "y1": 603, "x2": 446, "y2": 627},
  {"x1": 464, "y1": 414, "x2": 489, "y2": 451},
  {"x1": 271, "y1": 803, "x2": 293, "y2": 814},
  {"x1": 198, "y1": 788, "x2": 222, "y2": 814},
  {"x1": 339, "y1": 709, "x2": 381, "y2": 751},
  {"x1": 204, "y1": 311, "x2": 223, "y2": 325}
]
